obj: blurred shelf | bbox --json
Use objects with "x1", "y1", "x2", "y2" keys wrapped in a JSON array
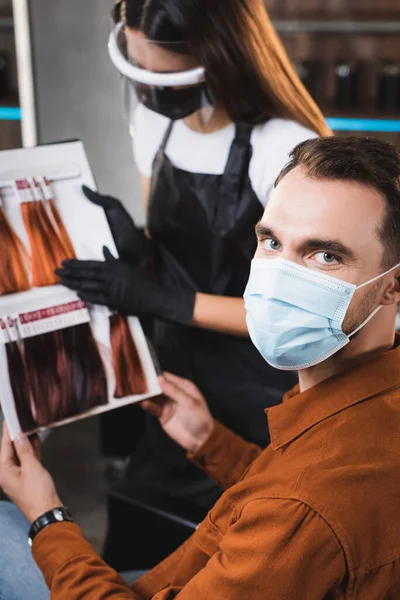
[
  {"x1": 0, "y1": 17, "x2": 13, "y2": 30},
  {"x1": 0, "y1": 107, "x2": 21, "y2": 120},
  {"x1": 274, "y1": 20, "x2": 400, "y2": 34},
  {"x1": 326, "y1": 108, "x2": 400, "y2": 119},
  {"x1": 1, "y1": 108, "x2": 400, "y2": 131},
  {"x1": 326, "y1": 117, "x2": 400, "y2": 132},
  {"x1": 0, "y1": 96, "x2": 19, "y2": 107}
]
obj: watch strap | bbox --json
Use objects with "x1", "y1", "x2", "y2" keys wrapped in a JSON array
[{"x1": 28, "y1": 506, "x2": 74, "y2": 546}]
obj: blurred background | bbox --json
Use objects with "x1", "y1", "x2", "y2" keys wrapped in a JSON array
[
  {"x1": 1, "y1": 0, "x2": 400, "y2": 222},
  {"x1": 1, "y1": 0, "x2": 399, "y2": 564}
]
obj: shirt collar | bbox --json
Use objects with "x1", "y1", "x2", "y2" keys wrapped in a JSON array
[{"x1": 267, "y1": 337, "x2": 400, "y2": 451}]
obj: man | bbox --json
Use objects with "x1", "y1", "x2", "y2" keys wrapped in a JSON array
[{"x1": 1, "y1": 135, "x2": 400, "y2": 599}]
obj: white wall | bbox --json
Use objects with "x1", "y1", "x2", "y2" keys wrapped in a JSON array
[{"x1": 28, "y1": 0, "x2": 143, "y2": 223}]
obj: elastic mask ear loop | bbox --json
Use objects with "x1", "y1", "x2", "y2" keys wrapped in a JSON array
[
  {"x1": 121, "y1": 78, "x2": 136, "y2": 139},
  {"x1": 348, "y1": 306, "x2": 382, "y2": 338},
  {"x1": 356, "y1": 262, "x2": 400, "y2": 291},
  {"x1": 204, "y1": 85, "x2": 216, "y2": 106},
  {"x1": 348, "y1": 262, "x2": 400, "y2": 338}
]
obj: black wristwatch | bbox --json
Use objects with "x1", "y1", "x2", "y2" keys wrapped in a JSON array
[{"x1": 28, "y1": 506, "x2": 74, "y2": 546}]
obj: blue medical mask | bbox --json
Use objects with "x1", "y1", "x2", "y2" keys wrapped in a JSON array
[{"x1": 244, "y1": 258, "x2": 399, "y2": 370}]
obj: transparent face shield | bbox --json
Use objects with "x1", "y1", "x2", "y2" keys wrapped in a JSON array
[{"x1": 108, "y1": 22, "x2": 215, "y2": 127}]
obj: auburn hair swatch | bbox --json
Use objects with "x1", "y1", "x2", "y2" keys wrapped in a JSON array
[
  {"x1": 19, "y1": 179, "x2": 76, "y2": 287},
  {"x1": 0, "y1": 204, "x2": 30, "y2": 295},
  {"x1": 16, "y1": 323, "x2": 108, "y2": 429},
  {"x1": 110, "y1": 314, "x2": 148, "y2": 398},
  {"x1": 41, "y1": 178, "x2": 76, "y2": 259}
]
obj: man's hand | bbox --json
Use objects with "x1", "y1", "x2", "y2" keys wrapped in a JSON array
[
  {"x1": 142, "y1": 372, "x2": 214, "y2": 454},
  {"x1": 0, "y1": 422, "x2": 62, "y2": 524}
]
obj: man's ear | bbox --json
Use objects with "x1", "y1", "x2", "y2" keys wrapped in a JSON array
[{"x1": 380, "y1": 269, "x2": 400, "y2": 306}]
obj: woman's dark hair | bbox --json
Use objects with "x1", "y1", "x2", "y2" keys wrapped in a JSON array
[
  {"x1": 275, "y1": 136, "x2": 400, "y2": 269},
  {"x1": 112, "y1": 0, "x2": 331, "y2": 135}
]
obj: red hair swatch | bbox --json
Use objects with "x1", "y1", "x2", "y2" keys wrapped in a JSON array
[
  {"x1": 0, "y1": 204, "x2": 30, "y2": 295},
  {"x1": 18, "y1": 179, "x2": 76, "y2": 287},
  {"x1": 110, "y1": 314, "x2": 148, "y2": 398},
  {"x1": 40, "y1": 178, "x2": 76, "y2": 259}
]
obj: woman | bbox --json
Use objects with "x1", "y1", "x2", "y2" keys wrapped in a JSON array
[{"x1": 58, "y1": 0, "x2": 332, "y2": 557}]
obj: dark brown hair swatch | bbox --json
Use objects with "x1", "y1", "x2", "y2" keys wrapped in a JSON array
[
  {"x1": 5, "y1": 340, "x2": 36, "y2": 432},
  {"x1": 21, "y1": 324, "x2": 108, "y2": 428}
]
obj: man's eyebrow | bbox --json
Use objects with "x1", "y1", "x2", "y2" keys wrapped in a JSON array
[
  {"x1": 254, "y1": 223, "x2": 277, "y2": 239},
  {"x1": 300, "y1": 238, "x2": 356, "y2": 260},
  {"x1": 254, "y1": 222, "x2": 356, "y2": 261}
]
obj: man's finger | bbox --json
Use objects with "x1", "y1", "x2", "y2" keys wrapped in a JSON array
[
  {"x1": 29, "y1": 434, "x2": 41, "y2": 462},
  {"x1": 0, "y1": 422, "x2": 18, "y2": 468},
  {"x1": 158, "y1": 375, "x2": 194, "y2": 406},
  {"x1": 163, "y1": 372, "x2": 204, "y2": 401},
  {"x1": 141, "y1": 399, "x2": 165, "y2": 419},
  {"x1": 13, "y1": 433, "x2": 36, "y2": 466}
]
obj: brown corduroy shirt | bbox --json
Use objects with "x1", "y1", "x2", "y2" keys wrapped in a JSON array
[{"x1": 33, "y1": 340, "x2": 400, "y2": 599}]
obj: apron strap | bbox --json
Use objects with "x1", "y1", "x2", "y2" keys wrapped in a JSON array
[
  {"x1": 231, "y1": 124, "x2": 253, "y2": 147},
  {"x1": 215, "y1": 125, "x2": 254, "y2": 235},
  {"x1": 150, "y1": 120, "x2": 174, "y2": 199},
  {"x1": 148, "y1": 120, "x2": 175, "y2": 224},
  {"x1": 222, "y1": 124, "x2": 253, "y2": 178},
  {"x1": 159, "y1": 121, "x2": 175, "y2": 152}
]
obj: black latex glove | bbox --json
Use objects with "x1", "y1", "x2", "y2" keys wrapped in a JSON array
[
  {"x1": 56, "y1": 247, "x2": 195, "y2": 326},
  {"x1": 82, "y1": 185, "x2": 149, "y2": 266}
]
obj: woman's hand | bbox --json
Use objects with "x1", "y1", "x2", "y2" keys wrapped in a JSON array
[
  {"x1": 0, "y1": 422, "x2": 62, "y2": 524},
  {"x1": 56, "y1": 247, "x2": 195, "y2": 326},
  {"x1": 142, "y1": 372, "x2": 214, "y2": 454},
  {"x1": 82, "y1": 186, "x2": 149, "y2": 265}
]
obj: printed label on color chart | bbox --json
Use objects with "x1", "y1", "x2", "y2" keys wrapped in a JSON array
[{"x1": 0, "y1": 300, "x2": 90, "y2": 342}]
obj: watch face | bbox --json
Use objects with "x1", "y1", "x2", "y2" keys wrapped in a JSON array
[{"x1": 54, "y1": 509, "x2": 63, "y2": 521}]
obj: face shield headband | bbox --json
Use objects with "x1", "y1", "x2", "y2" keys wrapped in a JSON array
[
  {"x1": 108, "y1": 23, "x2": 212, "y2": 121},
  {"x1": 108, "y1": 22, "x2": 206, "y2": 87}
]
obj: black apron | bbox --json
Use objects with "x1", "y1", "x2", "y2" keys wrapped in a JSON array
[{"x1": 132, "y1": 121, "x2": 297, "y2": 509}]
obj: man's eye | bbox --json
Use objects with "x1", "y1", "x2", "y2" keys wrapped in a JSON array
[
  {"x1": 314, "y1": 251, "x2": 339, "y2": 265},
  {"x1": 263, "y1": 238, "x2": 281, "y2": 252}
]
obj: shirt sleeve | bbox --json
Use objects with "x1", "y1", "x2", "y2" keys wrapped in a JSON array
[
  {"x1": 168, "y1": 498, "x2": 346, "y2": 599},
  {"x1": 187, "y1": 420, "x2": 262, "y2": 490},
  {"x1": 33, "y1": 499, "x2": 346, "y2": 599},
  {"x1": 131, "y1": 103, "x2": 170, "y2": 177},
  {"x1": 250, "y1": 119, "x2": 319, "y2": 208}
]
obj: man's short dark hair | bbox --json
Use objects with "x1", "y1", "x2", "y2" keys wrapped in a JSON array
[{"x1": 276, "y1": 136, "x2": 400, "y2": 268}]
